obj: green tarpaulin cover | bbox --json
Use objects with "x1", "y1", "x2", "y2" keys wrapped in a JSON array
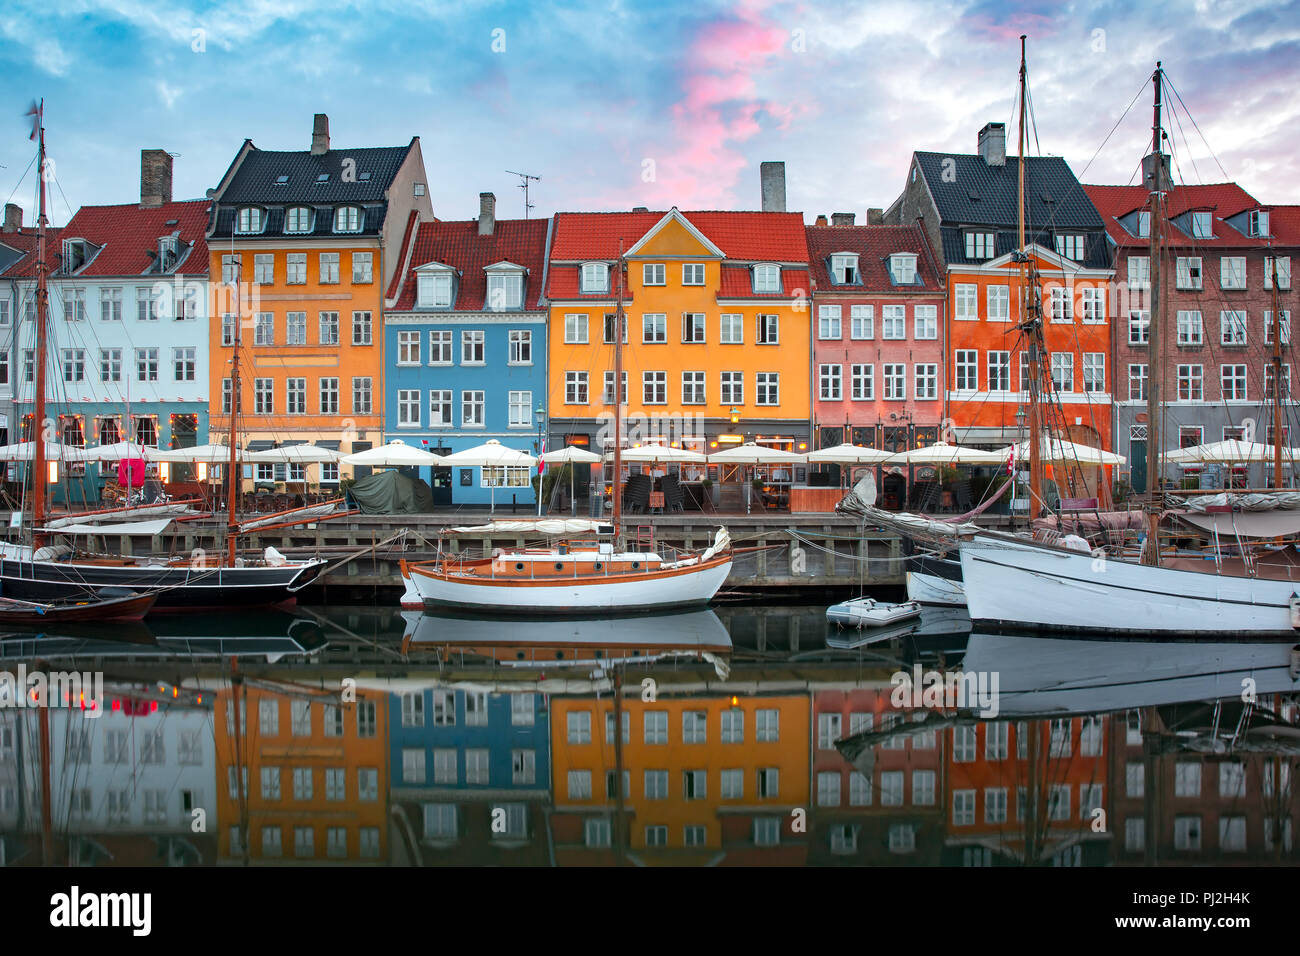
[{"x1": 347, "y1": 469, "x2": 435, "y2": 514}]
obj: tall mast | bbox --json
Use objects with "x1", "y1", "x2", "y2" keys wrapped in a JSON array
[
  {"x1": 32, "y1": 102, "x2": 49, "y2": 547},
  {"x1": 1269, "y1": 244, "x2": 1285, "y2": 489},
  {"x1": 611, "y1": 246, "x2": 624, "y2": 545},
  {"x1": 1143, "y1": 63, "x2": 1167, "y2": 566},
  {"x1": 226, "y1": 262, "x2": 242, "y2": 566},
  {"x1": 1017, "y1": 36, "x2": 1044, "y2": 520}
]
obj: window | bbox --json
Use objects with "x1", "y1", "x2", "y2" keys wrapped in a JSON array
[
  {"x1": 882, "y1": 304, "x2": 905, "y2": 339},
  {"x1": 319, "y1": 311, "x2": 339, "y2": 345},
  {"x1": 293, "y1": 767, "x2": 314, "y2": 801},
  {"x1": 1048, "y1": 352, "x2": 1073, "y2": 392},
  {"x1": 63, "y1": 288, "x2": 87, "y2": 322},
  {"x1": 254, "y1": 312, "x2": 274, "y2": 346},
  {"x1": 333, "y1": 206, "x2": 362, "y2": 232},
  {"x1": 642, "y1": 263, "x2": 665, "y2": 285},
  {"x1": 1266, "y1": 310, "x2": 1291, "y2": 345},
  {"x1": 1049, "y1": 286, "x2": 1073, "y2": 323},
  {"x1": 1176, "y1": 256, "x2": 1202, "y2": 290},
  {"x1": 564, "y1": 313, "x2": 588, "y2": 344},
  {"x1": 720, "y1": 313, "x2": 743, "y2": 344},
  {"x1": 172, "y1": 346, "x2": 196, "y2": 382},
  {"x1": 567, "y1": 711, "x2": 592, "y2": 744},
  {"x1": 286, "y1": 253, "x2": 307, "y2": 284},
  {"x1": 508, "y1": 390, "x2": 532, "y2": 427},
  {"x1": 1220, "y1": 257, "x2": 1247, "y2": 290},
  {"x1": 915, "y1": 363, "x2": 938, "y2": 399},
  {"x1": 955, "y1": 283, "x2": 978, "y2": 320},
  {"x1": 1221, "y1": 365, "x2": 1247, "y2": 401},
  {"x1": 1128, "y1": 255, "x2": 1150, "y2": 288},
  {"x1": 397, "y1": 330, "x2": 420, "y2": 365},
  {"x1": 352, "y1": 377, "x2": 372, "y2": 413},
  {"x1": 352, "y1": 251, "x2": 373, "y2": 284},
  {"x1": 756, "y1": 768, "x2": 779, "y2": 799},
  {"x1": 642, "y1": 313, "x2": 667, "y2": 343},
  {"x1": 1174, "y1": 815, "x2": 1202, "y2": 851},
  {"x1": 319, "y1": 252, "x2": 339, "y2": 284},
  {"x1": 397, "y1": 390, "x2": 421, "y2": 427},
  {"x1": 236, "y1": 207, "x2": 264, "y2": 234},
  {"x1": 985, "y1": 284, "x2": 1009, "y2": 322},
  {"x1": 816, "y1": 772, "x2": 841, "y2": 807},
  {"x1": 757, "y1": 313, "x2": 779, "y2": 344},
  {"x1": 1128, "y1": 310, "x2": 1150, "y2": 345},
  {"x1": 1054, "y1": 234, "x2": 1085, "y2": 260},
  {"x1": 828, "y1": 253, "x2": 858, "y2": 284},
  {"x1": 1219, "y1": 762, "x2": 1246, "y2": 798},
  {"x1": 642, "y1": 371, "x2": 667, "y2": 404},
  {"x1": 602, "y1": 371, "x2": 627, "y2": 405},
  {"x1": 682, "y1": 262, "x2": 705, "y2": 285},
  {"x1": 817, "y1": 713, "x2": 842, "y2": 750},
  {"x1": 134, "y1": 286, "x2": 154, "y2": 321},
  {"x1": 284, "y1": 206, "x2": 312, "y2": 233},
  {"x1": 1191, "y1": 211, "x2": 1212, "y2": 238},
  {"x1": 418, "y1": 272, "x2": 453, "y2": 308},
  {"x1": 135, "y1": 348, "x2": 159, "y2": 382},
  {"x1": 644, "y1": 770, "x2": 669, "y2": 799},
  {"x1": 756, "y1": 372, "x2": 779, "y2": 405},
  {"x1": 720, "y1": 371, "x2": 743, "y2": 405},
  {"x1": 1080, "y1": 287, "x2": 1104, "y2": 323},
  {"x1": 1128, "y1": 364, "x2": 1148, "y2": 402},
  {"x1": 1266, "y1": 256, "x2": 1291, "y2": 290},
  {"x1": 681, "y1": 371, "x2": 706, "y2": 405},
  {"x1": 752, "y1": 264, "x2": 780, "y2": 292},
  {"x1": 675, "y1": 312, "x2": 706, "y2": 345},
  {"x1": 352, "y1": 311, "x2": 372, "y2": 345},
  {"x1": 817, "y1": 305, "x2": 841, "y2": 340},
  {"x1": 819, "y1": 364, "x2": 842, "y2": 401},
  {"x1": 427, "y1": 389, "x2": 452, "y2": 426},
  {"x1": 461, "y1": 390, "x2": 485, "y2": 426},
  {"x1": 848, "y1": 304, "x2": 874, "y2": 339},
  {"x1": 580, "y1": 262, "x2": 608, "y2": 293},
  {"x1": 221, "y1": 254, "x2": 241, "y2": 284},
  {"x1": 284, "y1": 311, "x2": 306, "y2": 345},
  {"x1": 565, "y1": 371, "x2": 588, "y2": 404},
  {"x1": 955, "y1": 350, "x2": 978, "y2": 391},
  {"x1": 98, "y1": 287, "x2": 122, "y2": 322},
  {"x1": 1083, "y1": 353, "x2": 1105, "y2": 393},
  {"x1": 61, "y1": 349, "x2": 84, "y2": 382},
  {"x1": 487, "y1": 272, "x2": 523, "y2": 310},
  {"x1": 987, "y1": 351, "x2": 1010, "y2": 392},
  {"x1": 465, "y1": 748, "x2": 489, "y2": 784},
  {"x1": 985, "y1": 787, "x2": 1009, "y2": 823},
  {"x1": 508, "y1": 329, "x2": 532, "y2": 364},
  {"x1": 1177, "y1": 365, "x2": 1203, "y2": 402},
  {"x1": 511, "y1": 694, "x2": 535, "y2": 726},
  {"x1": 1048, "y1": 785, "x2": 1071, "y2": 821},
  {"x1": 965, "y1": 232, "x2": 994, "y2": 259},
  {"x1": 914, "y1": 305, "x2": 937, "y2": 339},
  {"x1": 889, "y1": 253, "x2": 917, "y2": 284},
  {"x1": 1177, "y1": 310, "x2": 1203, "y2": 345},
  {"x1": 721, "y1": 710, "x2": 744, "y2": 743},
  {"x1": 884, "y1": 364, "x2": 906, "y2": 400},
  {"x1": 1220, "y1": 310, "x2": 1248, "y2": 345},
  {"x1": 511, "y1": 750, "x2": 536, "y2": 785},
  {"x1": 850, "y1": 364, "x2": 873, "y2": 400},
  {"x1": 1265, "y1": 364, "x2": 1292, "y2": 399}
]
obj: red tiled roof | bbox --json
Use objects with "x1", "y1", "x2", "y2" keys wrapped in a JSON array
[
  {"x1": 0, "y1": 227, "x2": 65, "y2": 277},
  {"x1": 804, "y1": 224, "x2": 943, "y2": 293},
  {"x1": 391, "y1": 217, "x2": 550, "y2": 311},
  {"x1": 1269, "y1": 205, "x2": 1300, "y2": 245},
  {"x1": 1083, "y1": 183, "x2": 1265, "y2": 247},
  {"x1": 548, "y1": 210, "x2": 810, "y2": 262},
  {"x1": 717, "y1": 263, "x2": 810, "y2": 298},
  {"x1": 59, "y1": 200, "x2": 211, "y2": 276},
  {"x1": 545, "y1": 264, "x2": 637, "y2": 303},
  {"x1": 385, "y1": 209, "x2": 420, "y2": 301}
]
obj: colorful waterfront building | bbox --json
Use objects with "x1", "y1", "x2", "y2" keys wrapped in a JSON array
[
  {"x1": 548, "y1": 691, "x2": 810, "y2": 864},
  {"x1": 0, "y1": 202, "x2": 60, "y2": 453},
  {"x1": 4, "y1": 152, "x2": 210, "y2": 503},
  {"x1": 544, "y1": 184, "x2": 813, "y2": 507},
  {"x1": 387, "y1": 687, "x2": 551, "y2": 864},
  {"x1": 806, "y1": 217, "x2": 948, "y2": 460},
  {"x1": 206, "y1": 114, "x2": 431, "y2": 489},
  {"x1": 382, "y1": 193, "x2": 550, "y2": 506},
  {"x1": 214, "y1": 685, "x2": 390, "y2": 863},
  {"x1": 1084, "y1": 183, "x2": 1300, "y2": 492},
  {"x1": 887, "y1": 123, "x2": 1116, "y2": 468}
]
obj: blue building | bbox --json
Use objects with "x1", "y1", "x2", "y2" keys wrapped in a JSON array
[
  {"x1": 388, "y1": 687, "x2": 551, "y2": 860},
  {"x1": 382, "y1": 193, "x2": 549, "y2": 507}
]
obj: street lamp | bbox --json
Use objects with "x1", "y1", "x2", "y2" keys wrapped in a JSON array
[
  {"x1": 729, "y1": 407, "x2": 740, "y2": 424},
  {"x1": 535, "y1": 404, "x2": 546, "y2": 516}
]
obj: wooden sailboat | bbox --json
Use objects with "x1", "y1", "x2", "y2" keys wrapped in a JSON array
[
  {"x1": 400, "y1": 250, "x2": 733, "y2": 614},
  {"x1": 0, "y1": 105, "x2": 326, "y2": 611}
]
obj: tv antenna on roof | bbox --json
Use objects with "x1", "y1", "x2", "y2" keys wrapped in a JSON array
[{"x1": 505, "y1": 170, "x2": 540, "y2": 218}]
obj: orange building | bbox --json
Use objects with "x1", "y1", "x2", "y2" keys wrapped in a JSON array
[
  {"x1": 549, "y1": 692, "x2": 809, "y2": 864},
  {"x1": 214, "y1": 685, "x2": 390, "y2": 864},
  {"x1": 205, "y1": 113, "x2": 431, "y2": 487}
]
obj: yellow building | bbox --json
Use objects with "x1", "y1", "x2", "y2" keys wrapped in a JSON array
[{"x1": 205, "y1": 113, "x2": 431, "y2": 488}]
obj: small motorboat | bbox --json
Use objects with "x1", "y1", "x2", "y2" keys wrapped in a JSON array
[
  {"x1": 0, "y1": 587, "x2": 158, "y2": 626},
  {"x1": 826, "y1": 596, "x2": 922, "y2": 629}
]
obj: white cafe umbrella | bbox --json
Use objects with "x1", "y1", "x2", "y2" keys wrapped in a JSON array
[
  {"x1": 542, "y1": 446, "x2": 602, "y2": 515},
  {"x1": 341, "y1": 440, "x2": 445, "y2": 467},
  {"x1": 1004, "y1": 437, "x2": 1126, "y2": 467},
  {"x1": 806, "y1": 442, "x2": 894, "y2": 465},
  {"x1": 708, "y1": 443, "x2": 807, "y2": 514},
  {"x1": 438, "y1": 440, "x2": 538, "y2": 513},
  {"x1": 1164, "y1": 439, "x2": 1296, "y2": 466},
  {"x1": 0, "y1": 440, "x2": 88, "y2": 462},
  {"x1": 882, "y1": 441, "x2": 1007, "y2": 466},
  {"x1": 246, "y1": 444, "x2": 342, "y2": 464},
  {"x1": 80, "y1": 441, "x2": 152, "y2": 462},
  {"x1": 613, "y1": 443, "x2": 708, "y2": 463},
  {"x1": 150, "y1": 442, "x2": 240, "y2": 463}
]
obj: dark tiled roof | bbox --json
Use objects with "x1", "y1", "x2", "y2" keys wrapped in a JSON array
[
  {"x1": 219, "y1": 144, "x2": 412, "y2": 204},
  {"x1": 915, "y1": 151, "x2": 1105, "y2": 231},
  {"x1": 59, "y1": 200, "x2": 210, "y2": 276},
  {"x1": 805, "y1": 224, "x2": 943, "y2": 293},
  {"x1": 939, "y1": 226, "x2": 1110, "y2": 269},
  {"x1": 391, "y1": 218, "x2": 550, "y2": 311},
  {"x1": 209, "y1": 202, "x2": 385, "y2": 241}
]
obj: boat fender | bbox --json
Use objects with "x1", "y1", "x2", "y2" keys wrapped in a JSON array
[
  {"x1": 1290, "y1": 594, "x2": 1300, "y2": 630},
  {"x1": 1060, "y1": 534, "x2": 1090, "y2": 553}
]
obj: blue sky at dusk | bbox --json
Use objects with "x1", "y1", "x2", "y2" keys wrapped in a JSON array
[{"x1": 2, "y1": 0, "x2": 1298, "y2": 226}]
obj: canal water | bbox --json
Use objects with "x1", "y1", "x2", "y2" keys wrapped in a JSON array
[{"x1": 0, "y1": 603, "x2": 1295, "y2": 866}]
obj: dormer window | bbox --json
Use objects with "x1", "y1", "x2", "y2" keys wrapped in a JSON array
[
  {"x1": 830, "y1": 254, "x2": 859, "y2": 284},
  {"x1": 964, "y1": 231, "x2": 995, "y2": 259},
  {"x1": 888, "y1": 253, "x2": 917, "y2": 284},
  {"x1": 416, "y1": 269, "x2": 455, "y2": 309},
  {"x1": 235, "y1": 207, "x2": 265, "y2": 234},
  {"x1": 580, "y1": 262, "x2": 609, "y2": 293},
  {"x1": 333, "y1": 206, "x2": 362, "y2": 233},
  {"x1": 1249, "y1": 210, "x2": 1269, "y2": 237},
  {"x1": 285, "y1": 207, "x2": 313, "y2": 234},
  {"x1": 61, "y1": 238, "x2": 90, "y2": 274},
  {"x1": 1054, "y1": 235, "x2": 1085, "y2": 261},
  {"x1": 1137, "y1": 211, "x2": 1150, "y2": 238},
  {"x1": 158, "y1": 236, "x2": 178, "y2": 272},
  {"x1": 485, "y1": 266, "x2": 525, "y2": 311},
  {"x1": 752, "y1": 263, "x2": 781, "y2": 293},
  {"x1": 1191, "y1": 211, "x2": 1212, "y2": 239}
]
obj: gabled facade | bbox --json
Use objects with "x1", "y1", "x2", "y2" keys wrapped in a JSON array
[
  {"x1": 206, "y1": 114, "x2": 431, "y2": 489},
  {"x1": 382, "y1": 194, "x2": 550, "y2": 506},
  {"x1": 1085, "y1": 182, "x2": 1299, "y2": 492},
  {"x1": 806, "y1": 220, "x2": 947, "y2": 458},
  {"x1": 545, "y1": 206, "x2": 813, "y2": 493}
]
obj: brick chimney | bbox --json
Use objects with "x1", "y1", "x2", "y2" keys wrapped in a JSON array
[
  {"x1": 478, "y1": 192, "x2": 496, "y2": 236},
  {"x1": 978, "y1": 122, "x2": 1006, "y2": 167},
  {"x1": 831, "y1": 212, "x2": 855, "y2": 226},
  {"x1": 867, "y1": 208, "x2": 884, "y2": 225},
  {"x1": 139, "y1": 149, "x2": 173, "y2": 208},
  {"x1": 814, "y1": 214, "x2": 828, "y2": 226},
  {"x1": 311, "y1": 113, "x2": 330, "y2": 155},
  {"x1": 2, "y1": 203, "x2": 21, "y2": 232},
  {"x1": 760, "y1": 161, "x2": 786, "y2": 212}
]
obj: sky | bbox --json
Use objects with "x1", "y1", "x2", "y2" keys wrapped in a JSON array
[{"x1": 2, "y1": 0, "x2": 1299, "y2": 227}]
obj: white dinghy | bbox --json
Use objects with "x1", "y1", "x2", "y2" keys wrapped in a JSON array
[{"x1": 826, "y1": 596, "x2": 922, "y2": 629}]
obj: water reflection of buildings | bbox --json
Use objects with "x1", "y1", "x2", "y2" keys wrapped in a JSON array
[
  {"x1": 0, "y1": 696, "x2": 217, "y2": 866},
  {"x1": 388, "y1": 688, "x2": 550, "y2": 865},
  {"x1": 214, "y1": 685, "x2": 389, "y2": 864}
]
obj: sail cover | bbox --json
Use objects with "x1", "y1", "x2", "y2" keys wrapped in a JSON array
[{"x1": 1175, "y1": 510, "x2": 1300, "y2": 539}]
